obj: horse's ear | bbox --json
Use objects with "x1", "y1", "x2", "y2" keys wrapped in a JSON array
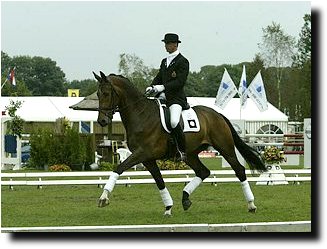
[
  {"x1": 93, "y1": 71, "x2": 102, "y2": 82},
  {"x1": 100, "y1": 71, "x2": 109, "y2": 82}
]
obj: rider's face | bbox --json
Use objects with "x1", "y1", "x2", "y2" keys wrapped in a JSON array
[{"x1": 165, "y1": 42, "x2": 178, "y2": 54}]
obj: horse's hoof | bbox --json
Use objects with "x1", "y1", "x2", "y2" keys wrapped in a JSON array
[
  {"x1": 98, "y1": 198, "x2": 109, "y2": 208},
  {"x1": 248, "y1": 207, "x2": 257, "y2": 213},
  {"x1": 248, "y1": 202, "x2": 257, "y2": 213},
  {"x1": 182, "y1": 199, "x2": 192, "y2": 211},
  {"x1": 163, "y1": 209, "x2": 172, "y2": 217}
]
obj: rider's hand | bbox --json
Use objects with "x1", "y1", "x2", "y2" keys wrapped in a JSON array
[
  {"x1": 153, "y1": 85, "x2": 165, "y2": 93},
  {"x1": 145, "y1": 86, "x2": 154, "y2": 95}
]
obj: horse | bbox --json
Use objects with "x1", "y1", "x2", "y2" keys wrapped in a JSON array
[{"x1": 94, "y1": 71, "x2": 267, "y2": 216}]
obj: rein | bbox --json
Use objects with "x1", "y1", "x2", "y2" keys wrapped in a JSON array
[{"x1": 99, "y1": 85, "x2": 149, "y2": 119}]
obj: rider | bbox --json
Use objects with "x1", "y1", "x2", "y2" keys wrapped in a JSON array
[{"x1": 145, "y1": 33, "x2": 189, "y2": 161}]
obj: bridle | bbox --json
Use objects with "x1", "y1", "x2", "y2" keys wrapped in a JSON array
[
  {"x1": 98, "y1": 84, "x2": 120, "y2": 120},
  {"x1": 97, "y1": 75, "x2": 150, "y2": 120}
]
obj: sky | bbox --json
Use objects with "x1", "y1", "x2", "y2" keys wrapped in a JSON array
[{"x1": 1, "y1": 1, "x2": 311, "y2": 81}]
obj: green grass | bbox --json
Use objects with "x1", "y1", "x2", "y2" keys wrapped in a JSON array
[
  {"x1": 1, "y1": 182, "x2": 311, "y2": 228},
  {"x1": 1, "y1": 157, "x2": 310, "y2": 228}
]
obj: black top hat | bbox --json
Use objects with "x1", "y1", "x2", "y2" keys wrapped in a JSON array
[{"x1": 161, "y1": 33, "x2": 181, "y2": 43}]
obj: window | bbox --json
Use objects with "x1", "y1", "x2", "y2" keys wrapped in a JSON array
[{"x1": 257, "y1": 124, "x2": 283, "y2": 134}]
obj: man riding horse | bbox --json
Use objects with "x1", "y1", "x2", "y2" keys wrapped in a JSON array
[
  {"x1": 95, "y1": 33, "x2": 266, "y2": 215},
  {"x1": 146, "y1": 33, "x2": 189, "y2": 162}
]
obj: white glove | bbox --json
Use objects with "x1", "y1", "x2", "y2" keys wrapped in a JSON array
[
  {"x1": 153, "y1": 85, "x2": 165, "y2": 93},
  {"x1": 145, "y1": 86, "x2": 154, "y2": 95},
  {"x1": 145, "y1": 85, "x2": 165, "y2": 96}
]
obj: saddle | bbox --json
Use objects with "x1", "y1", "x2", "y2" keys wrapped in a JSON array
[{"x1": 155, "y1": 99, "x2": 200, "y2": 133}]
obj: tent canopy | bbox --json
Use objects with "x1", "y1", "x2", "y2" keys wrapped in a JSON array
[{"x1": 1, "y1": 96, "x2": 287, "y2": 122}]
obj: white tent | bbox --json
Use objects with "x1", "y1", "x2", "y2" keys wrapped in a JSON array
[
  {"x1": 1, "y1": 96, "x2": 287, "y2": 122},
  {"x1": 1, "y1": 96, "x2": 116, "y2": 122},
  {"x1": 188, "y1": 97, "x2": 288, "y2": 121}
]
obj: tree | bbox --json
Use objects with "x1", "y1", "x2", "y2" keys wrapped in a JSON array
[
  {"x1": 1, "y1": 51, "x2": 11, "y2": 73},
  {"x1": 5, "y1": 100, "x2": 25, "y2": 138},
  {"x1": 118, "y1": 53, "x2": 156, "y2": 92},
  {"x1": 293, "y1": 14, "x2": 311, "y2": 68},
  {"x1": 66, "y1": 79, "x2": 97, "y2": 97},
  {"x1": 3, "y1": 54, "x2": 67, "y2": 96},
  {"x1": 291, "y1": 14, "x2": 311, "y2": 119},
  {"x1": 258, "y1": 22, "x2": 296, "y2": 110},
  {"x1": 1, "y1": 76, "x2": 32, "y2": 96}
]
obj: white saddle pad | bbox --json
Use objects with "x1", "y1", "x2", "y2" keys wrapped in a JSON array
[{"x1": 156, "y1": 99, "x2": 200, "y2": 133}]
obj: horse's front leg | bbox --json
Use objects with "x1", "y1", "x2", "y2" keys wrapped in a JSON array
[
  {"x1": 143, "y1": 161, "x2": 173, "y2": 216},
  {"x1": 98, "y1": 151, "x2": 144, "y2": 208}
]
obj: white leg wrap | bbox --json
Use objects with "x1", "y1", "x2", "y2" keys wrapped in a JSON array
[
  {"x1": 241, "y1": 180, "x2": 254, "y2": 202},
  {"x1": 104, "y1": 172, "x2": 119, "y2": 192},
  {"x1": 159, "y1": 187, "x2": 173, "y2": 207},
  {"x1": 183, "y1": 176, "x2": 202, "y2": 195}
]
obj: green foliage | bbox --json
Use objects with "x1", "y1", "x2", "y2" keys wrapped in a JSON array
[
  {"x1": 1, "y1": 76, "x2": 32, "y2": 96},
  {"x1": 29, "y1": 127, "x2": 94, "y2": 170},
  {"x1": 1, "y1": 53, "x2": 66, "y2": 96},
  {"x1": 5, "y1": 100, "x2": 25, "y2": 138},
  {"x1": 157, "y1": 160, "x2": 189, "y2": 170},
  {"x1": 99, "y1": 162, "x2": 116, "y2": 171},
  {"x1": 65, "y1": 79, "x2": 98, "y2": 97},
  {"x1": 293, "y1": 14, "x2": 311, "y2": 68},
  {"x1": 29, "y1": 129, "x2": 53, "y2": 169},
  {"x1": 49, "y1": 164, "x2": 72, "y2": 172}
]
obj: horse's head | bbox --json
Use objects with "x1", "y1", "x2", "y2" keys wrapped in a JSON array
[{"x1": 93, "y1": 71, "x2": 119, "y2": 127}]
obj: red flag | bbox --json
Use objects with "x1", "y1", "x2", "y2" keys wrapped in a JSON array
[{"x1": 7, "y1": 67, "x2": 16, "y2": 86}]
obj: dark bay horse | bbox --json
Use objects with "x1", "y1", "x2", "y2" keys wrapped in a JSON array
[{"x1": 94, "y1": 71, "x2": 267, "y2": 216}]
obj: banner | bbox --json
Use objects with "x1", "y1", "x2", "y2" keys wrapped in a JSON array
[
  {"x1": 238, "y1": 65, "x2": 247, "y2": 108},
  {"x1": 246, "y1": 71, "x2": 268, "y2": 112},
  {"x1": 215, "y1": 68, "x2": 238, "y2": 109},
  {"x1": 68, "y1": 89, "x2": 80, "y2": 97}
]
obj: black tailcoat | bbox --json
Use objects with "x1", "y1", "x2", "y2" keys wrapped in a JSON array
[{"x1": 151, "y1": 53, "x2": 189, "y2": 109}]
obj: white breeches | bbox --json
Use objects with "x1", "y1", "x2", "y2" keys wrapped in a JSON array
[{"x1": 169, "y1": 104, "x2": 182, "y2": 129}]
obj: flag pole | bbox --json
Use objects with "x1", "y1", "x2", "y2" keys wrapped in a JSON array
[{"x1": 1, "y1": 78, "x2": 8, "y2": 89}]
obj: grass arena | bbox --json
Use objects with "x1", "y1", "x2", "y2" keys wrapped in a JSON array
[{"x1": 1, "y1": 158, "x2": 311, "y2": 232}]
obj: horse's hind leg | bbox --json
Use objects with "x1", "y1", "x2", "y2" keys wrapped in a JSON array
[
  {"x1": 219, "y1": 149, "x2": 257, "y2": 213},
  {"x1": 182, "y1": 153, "x2": 211, "y2": 211},
  {"x1": 143, "y1": 160, "x2": 173, "y2": 216}
]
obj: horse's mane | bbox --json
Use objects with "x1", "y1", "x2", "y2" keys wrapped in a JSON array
[{"x1": 109, "y1": 73, "x2": 145, "y2": 99}]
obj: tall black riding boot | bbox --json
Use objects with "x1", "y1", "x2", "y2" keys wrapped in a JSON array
[{"x1": 171, "y1": 124, "x2": 187, "y2": 161}]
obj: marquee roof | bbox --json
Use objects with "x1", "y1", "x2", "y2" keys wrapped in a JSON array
[{"x1": 1, "y1": 96, "x2": 288, "y2": 122}]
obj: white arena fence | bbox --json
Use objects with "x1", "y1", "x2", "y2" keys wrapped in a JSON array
[
  {"x1": 1, "y1": 221, "x2": 311, "y2": 232},
  {"x1": 1, "y1": 169, "x2": 311, "y2": 189}
]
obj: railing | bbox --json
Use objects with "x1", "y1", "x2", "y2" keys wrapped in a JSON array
[
  {"x1": 1, "y1": 169, "x2": 311, "y2": 189},
  {"x1": 244, "y1": 133, "x2": 304, "y2": 155}
]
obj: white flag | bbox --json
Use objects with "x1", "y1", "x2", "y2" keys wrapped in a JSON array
[
  {"x1": 215, "y1": 68, "x2": 238, "y2": 109},
  {"x1": 238, "y1": 65, "x2": 247, "y2": 108},
  {"x1": 246, "y1": 71, "x2": 268, "y2": 112}
]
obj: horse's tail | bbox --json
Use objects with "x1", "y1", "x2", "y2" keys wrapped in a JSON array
[{"x1": 222, "y1": 115, "x2": 267, "y2": 173}]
